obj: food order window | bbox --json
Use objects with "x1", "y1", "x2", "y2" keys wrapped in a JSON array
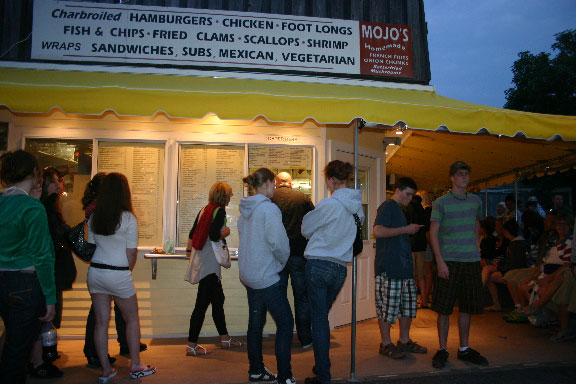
[{"x1": 25, "y1": 137, "x2": 315, "y2": 251}]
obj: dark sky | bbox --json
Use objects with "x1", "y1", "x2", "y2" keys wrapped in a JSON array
[{"x1": 424, "y1": 0, "x2": 576, "y2": 109}]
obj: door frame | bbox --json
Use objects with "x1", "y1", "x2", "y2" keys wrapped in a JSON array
[{"x1": 326, "y1": 139, "x2": 387, "y2": 328}]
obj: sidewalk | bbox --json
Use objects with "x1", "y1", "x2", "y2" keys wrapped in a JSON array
[{"x1": 33, "y1": 309, "x2": 576, "y2": 383}]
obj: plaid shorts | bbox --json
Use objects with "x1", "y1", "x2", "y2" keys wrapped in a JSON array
[
  {"x1": 375, "y1": 273, "x2": 418, "y2": 324},
  {"x1": 431, "y1": 261, "x2": 483, "y2": 315}
]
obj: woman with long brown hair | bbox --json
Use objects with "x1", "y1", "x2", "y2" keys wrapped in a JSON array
[{"x1": 87, "y1": 173, "x2": 155, "y2": 382}]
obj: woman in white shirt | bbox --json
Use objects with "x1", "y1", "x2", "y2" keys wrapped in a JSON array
[{"x1": 87, "y1": 173, "x2": 156, "y2": 383}]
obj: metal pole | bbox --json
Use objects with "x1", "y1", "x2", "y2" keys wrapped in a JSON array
[
  {"x1": 514, "y1": 175, "x2": 519, "y2": 222},
  {"x1": 350, "y1": 118, "x2": 359, "y2": 381},
  {"x1": 484, "y1": 182, "x2": 489, "y2": 218}
]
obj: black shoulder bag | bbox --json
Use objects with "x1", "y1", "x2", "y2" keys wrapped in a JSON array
[
  {"x1": 353, "y1": 213, "x2": 363, "y2": 256},
  {"x1": 68, "y1": 219, "x2": 96, "y2": 262}
]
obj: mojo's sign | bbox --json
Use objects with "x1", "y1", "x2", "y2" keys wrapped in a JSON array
[{"x1": 32, "y1": 0, "x2": 412, "y2": 79}]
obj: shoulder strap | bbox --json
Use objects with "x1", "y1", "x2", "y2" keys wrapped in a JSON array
[{"x1": 212, "y1": 206, "x2": 220, "y2": 220}]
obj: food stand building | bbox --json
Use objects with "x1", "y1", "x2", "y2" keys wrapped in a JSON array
[{"x1": 1, "y1": 0, "x2": 575, "y2": 338}]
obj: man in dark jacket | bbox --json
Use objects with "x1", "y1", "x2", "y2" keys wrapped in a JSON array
[
  {"x1": 405, "y1": 195, "x2": 428, "y2": 307},
  {"x1": 272, "y1": 171, "x2": 315, "y2": 348}
]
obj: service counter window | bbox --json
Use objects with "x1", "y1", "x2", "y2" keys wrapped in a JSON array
[
  {"x1": 248, "y1": 145, "x2": 313, "y2": 197},
  {"x1": 24, "y1": 138, "x2": 93, "y2": 226},
  {"x1": 96, "y1": 141, "x2": 165, "y2": 247},
  {"x1": 177, "y1": 144, "x2": 245, "y2": 249}
]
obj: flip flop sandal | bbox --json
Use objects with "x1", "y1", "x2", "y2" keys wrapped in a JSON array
[
  {"x1": 130, "y1": 365, "x2": 156, "y2": 379},
  {"x1": 186, "y1": 344, "x2": 210, "y2": 356},
  {"x1": 98, "y1": 369, "x2": 117, "y2": 383},
  {"x1": 220, "y1": 338, "x2": 243, "y2": 348}
]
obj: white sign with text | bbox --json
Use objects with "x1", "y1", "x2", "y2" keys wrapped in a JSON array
[{"x1": 32, "y1": 0, "x2": 413, "y2": 78}]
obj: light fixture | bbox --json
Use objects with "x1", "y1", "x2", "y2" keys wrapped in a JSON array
[
  {"x1": 382, "y1": 137, "x2": 402, "y2": 149},
  {"x1": 356, "y1": 118, "x2": 408, "y2": 132}
]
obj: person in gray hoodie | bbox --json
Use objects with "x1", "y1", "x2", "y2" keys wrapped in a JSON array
[
  {"x1": 238, "y1": 168, "x2": 295, "y2": 384},
  {"x1": 301, "y1": 160, "x2": 364, "y2": 384}
]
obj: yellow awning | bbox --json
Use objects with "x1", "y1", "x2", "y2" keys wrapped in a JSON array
[{"x1": 1, "y1": 67, "x2": 575, "y2": 141}]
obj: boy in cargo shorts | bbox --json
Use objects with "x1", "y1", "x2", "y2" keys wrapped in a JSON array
[
  {"x1": 373, "y1": 177, "x2": 427, "y2": 359},
  {"x1": 429, "y1": 161, "x2": 489, "y2": 369}
]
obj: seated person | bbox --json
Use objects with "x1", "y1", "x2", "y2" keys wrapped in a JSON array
[
  {"x1": 545, "y1": 222, "x2": 576, "y2": 342},
  {"x1": 504, "y1": 211, "x2": 558, "y2": 314},
  {"x1": 519, "y1": 211, "x2": 573, "y2": 316},
  {"x1": 496, "y1": 202, "x2": 507, "y2": 218},
  {"x1": 479, "y1": 216, "x2": 497, "y2": 267},
  {"x1": 521, "y1": 209, "x2": 544, "y2": 251},
  {"x1": 484, "y1": 219, "x2": 530, "y2": 311},
  {"x1": 494, "y1": 217, "x2": 510, "y2": 262}
]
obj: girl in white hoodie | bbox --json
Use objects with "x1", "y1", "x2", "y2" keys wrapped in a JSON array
[
  {"x1": 238, "y1": 168, "x2": 294, "y2": 384},
  {"x1": 301, "y1": 160, "x2": 364, "y2": 384}
]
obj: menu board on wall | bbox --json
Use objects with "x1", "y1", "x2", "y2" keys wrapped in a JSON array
[
  {"x1": 249, "y1": 145, "x2": 313, "y2": 196},
  {"x1": 178, "y1": 145, "x2": 245, "y2": 248},
  {"x1": 97, "y1": 142, "x2": 165, "y2": 247}
]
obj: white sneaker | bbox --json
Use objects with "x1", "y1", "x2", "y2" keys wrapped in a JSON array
[
  {"x1": 249, "y1": 367, "x2": 276, "y2": 383},
  {"x1": 302, "y1": 343, "x2": 313, "y2": 349},
  {"x1": 279, "y1": 377, "x2": 296, "y2": 384}
]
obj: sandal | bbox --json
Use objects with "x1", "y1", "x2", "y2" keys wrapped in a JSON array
[
  {"x1": 98, "y1": 369, "x2": 117, "y2": 383},
  {"x1": 220, "y1": 337, "x2": 242, "y2": 348},
  {"x1": 130, "y1": 365, "x2": 156, "y2": 379},
  {"x1": 379, "y1": 343, "x2": 405, "y2": 359},
  {"x1": 186, "y1": 344, "x2": 210, "y2": 356},
  {"x1": 397, "y1": 340, "x2": 428, "y2": 354},
  {"x1": 550, "y1": 331, "x2": 576, "y2": 343}
]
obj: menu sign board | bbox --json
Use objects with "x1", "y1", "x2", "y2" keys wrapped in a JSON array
[
  {"x1": 32, "y1": 0, "x2": 413, "y2": 78},
  {"x1": 97, "y1": 142, "x2": 165, "y2": 247},
  {"x1": 178, "y1": 145, "x2": 244, "y2": 248}
]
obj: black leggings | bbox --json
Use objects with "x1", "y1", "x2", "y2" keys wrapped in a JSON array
[{"x1": 188, "y1": 273, "x2": 228, "y2": 343}]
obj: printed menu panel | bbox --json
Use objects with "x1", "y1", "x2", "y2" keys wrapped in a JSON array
[
  {"x1": 178, "y1": 145, "x2": 245, "y2": 248},
  {"x1": 249, "y1": 145, "x2": 313, "y2": 196},
  {"x1": 97, "y1": 142, "x2": 165, "y2": 246}
]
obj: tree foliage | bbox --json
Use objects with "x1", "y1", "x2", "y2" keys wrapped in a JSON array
[{"x1": 504, "y1": 29, "x2": 576, "y2": 115}]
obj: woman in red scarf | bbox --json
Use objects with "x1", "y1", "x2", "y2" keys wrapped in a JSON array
[{"x1": 184, "y1": 182, "x2": 241, "y2": 355}]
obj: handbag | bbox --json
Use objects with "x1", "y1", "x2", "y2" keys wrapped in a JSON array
[
  {"x1": 211, "y1": 239, "x2": 231, "y2": 269},
  {"x1": 68, "y1": 219, "x2": 96, "y2": 262},
  {"x1": 352, "y1": 213, "x2": 363, "y2": 256}
]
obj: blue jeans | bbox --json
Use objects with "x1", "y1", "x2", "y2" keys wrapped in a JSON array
[
  {"x1": 245, "y1": 281, "x2": 294, "y2": 382},
  {"x1": 306, "y1": 259, "x2": 347, "y2": 384},
  {"x1": 279, "y1": 256, "x2": 312, "y2": 346},
  {"x1": 0, "y1": 271, "x2": 45, "y2": 384}
]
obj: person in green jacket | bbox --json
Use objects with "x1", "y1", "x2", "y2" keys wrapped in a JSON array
[{"x1": 0, "y1": 150, "x2": 56, "y2": 384}]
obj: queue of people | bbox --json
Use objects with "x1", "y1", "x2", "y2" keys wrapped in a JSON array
[{"x1": 1, "y1": 150, "x2": 575, "y2": 384}]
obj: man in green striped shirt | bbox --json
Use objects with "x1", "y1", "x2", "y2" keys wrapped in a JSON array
[{"x1": 429, "y1": 161, "x2": 489, "y2": 369}]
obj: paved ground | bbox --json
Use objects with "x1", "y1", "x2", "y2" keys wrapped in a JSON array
[{"x1": 32, "y1": 309, "x2": 576, "y2": 383}]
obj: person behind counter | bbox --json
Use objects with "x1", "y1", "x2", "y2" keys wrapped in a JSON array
[
  {"x1": 301, "y1": 160, "x2": 364, "y2": 384},
  {"x1": 238, "y1": 168, "x2": 294, "y2": 384},
  {"x1": 87, "y1": 173, "x2": 156, "y2": 382},
  {"x1": 184, "y1": 182, "x2": 242, "y2": 356},
  {"x1": 0, "y1": 150, "x2": 56, "y2": 384}
]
